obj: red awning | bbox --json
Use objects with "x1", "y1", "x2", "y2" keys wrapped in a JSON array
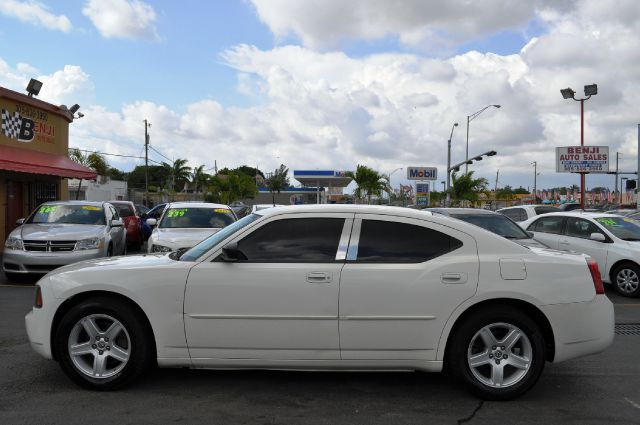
[{"x1": 0, "y1": 144, "x2": 97, "y2": 180}]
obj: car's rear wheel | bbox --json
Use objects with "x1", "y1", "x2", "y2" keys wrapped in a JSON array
[
  {"x1": 53, "y1": 297, "x2": 153, "y2": 390},
  {"x1": 447, "y1": 306, "x2": 546, "y2": 400},
  {"x1": 613, "y1": 263, "x2": 640, "y2": 297}
]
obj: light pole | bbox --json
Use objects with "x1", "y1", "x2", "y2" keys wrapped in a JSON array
[
  {"x1": 561, "y1": 84, "x2": 598, "y2": 210},
  {"x1": 387, "y1": 167, "x2": 403, "y2": 205},
  {"x1": 614, "y1": 152, "x2": 621, "y2": 201},
  {"x1": 446, "y1": 122, "x2": 459, "y2": 207},
  {"x1": 448, "y1": 150, "x2": 498, "y2": 205},
  {"x1": 531, "y1": 161, "x2": 537, "y2": 204},
  {"x1": 143, "y1": 119, "x2": 151, "y2": 207},
  {"x1": 465, "y1": 105, "x2": 501, "y2": 173}
]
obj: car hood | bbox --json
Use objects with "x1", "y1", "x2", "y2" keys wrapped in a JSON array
[
  {"x1": 154, "y1": 228, "x2": 221, "y2": 246},
  {"x1": 14, "y1": 223, "x2": 105, "y2": 240},
  {"x1": 50, "y1": 252, "x2": 175, "y2": 275}
]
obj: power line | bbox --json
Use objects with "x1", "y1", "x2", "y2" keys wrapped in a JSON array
[
  {"x1": 68, "y1": 147, "x2": 163, "y2": 165},
  {"x1": 149, "y1": 145, "x2": 172, "y2": 163}
]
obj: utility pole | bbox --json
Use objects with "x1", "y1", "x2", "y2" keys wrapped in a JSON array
[
  {"x1": 494, "y1": 170, "x2": 499, "y2": 209},
  {"x1": 144, "y1": 119, "x2": 151, "y2": 206},
  {"x1": 637, "y1": 124, "x2": 640, "y2": 209}
]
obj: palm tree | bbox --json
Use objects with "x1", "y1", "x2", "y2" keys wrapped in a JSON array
[
  {"x1": 68, "y1": 148, "x2": 108, "y2": 199},
  {"x1": 266, "y1": 164, "x2": 290, "y2": 204},
  {"x1": 162, "y1": 159, "x2": 191, "y2": 192},
  {"x1": 190, "y1": 165, "x2": 208, "y2": 193},
  {"x1": 346, "y1": 165, "x2": 387, "y2": 204},
  {"x1": 450, "y1": 171, "x2": 489, "y2": 206}
]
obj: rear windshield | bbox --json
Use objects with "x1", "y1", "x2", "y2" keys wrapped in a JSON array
[
  {"x1": 112, "y1": 204, "x2": 135, "y2": 217},
  {"x1": 28, "y1": 204, "x2": 106, "y2": 225},
  {"x1": 159, "y1": 207, "x2": 236, "y2": 229},
  {"x1": 534, "y1": 206, "x2": 560, "y2": 215},
  {"x1": 451, "y1": 213, "x2": 530, "y2": 239}
]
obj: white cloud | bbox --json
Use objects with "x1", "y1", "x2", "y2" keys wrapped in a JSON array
[
  {"x1": 249, "y1": 0, "x2": 574, "y2": 51},
  {"x1": 82, "y1": 0, "x2": 159, "y2": 41},
  {"x1": 0, "y1": 0, "x2": 72, "y2": 32}
]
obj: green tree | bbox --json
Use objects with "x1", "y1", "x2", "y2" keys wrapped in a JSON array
[
  {"x1": 450, "y1": 171, "x2": 489, "y2": 206},
  {"x1": 346, "y1": 165, "x2": 387, "y2": 204},
  {"x1": 162, "y1": 158, "x2": 191, "y2": 192},
  {"x1": 513, "y1": 186, "x2": 530, "y2": 194},
  {"x1": 68, "y1": 148, "x2": 108, "y2": 199},
  {"x1": 205, "y1": 172, "x2": 258, "y2": 204},
  {"x1": 266, "y1": 164, "x2": 290, "y2": 204},
  {"x1": 190, "y1": 165, "x2": 210, "y2": 193},
  {"x1": 106, "y1": 167, "x2": 127, "y2": 181}
]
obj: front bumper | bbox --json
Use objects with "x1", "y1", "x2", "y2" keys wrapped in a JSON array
[
  {"x1": 3, "y1": 248, "x2": 104, "y2": 275},
  {"x1": 541, "y1": 295, "x2": 614, "y2": 363}
]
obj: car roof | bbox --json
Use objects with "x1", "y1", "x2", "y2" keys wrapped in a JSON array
[
  {"x1": 255, "y1": 204, "x2": 435, "y2": 218},
  {"x1": 527, "y1": 211, "x2": 621, "y2": 219},
  {"x1": 43, "y1": 200, "x2": 105, "y2": 207},
  {"x1": 427, "y1": 208, "x2": 498, "y2": 215},
  {"x1": 108, "y1": 200, "x2": 133, "y2": 205},
  {"x1": 165, "y1": 202, "x2": 231, "y2": 209}
]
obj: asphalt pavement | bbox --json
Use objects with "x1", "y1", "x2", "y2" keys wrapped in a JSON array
[{"x1": 1, "y1": 260, "x2": 639, "y2": 425}]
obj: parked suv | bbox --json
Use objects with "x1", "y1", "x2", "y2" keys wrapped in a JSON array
[
  {"x1": 3, "y1": 201, "x2": 126, "y2": 280},
  {"x1": 497, "y1": 205, "x2": 560, "y2": 223}
]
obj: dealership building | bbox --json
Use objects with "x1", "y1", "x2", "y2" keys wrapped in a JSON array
[{"x1": 0, "y1": 85, "x2": 96, "y2": 251}]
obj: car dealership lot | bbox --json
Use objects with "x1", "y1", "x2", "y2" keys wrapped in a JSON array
[{"x1": 1, "y1": 266, "x2": 639, "y2": 424}]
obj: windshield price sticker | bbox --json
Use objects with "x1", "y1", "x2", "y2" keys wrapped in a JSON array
[
  {"x1": 167, "y1": 209, "x2": 187, "y2": 218},
  {"x1": 39, "y1": 206, "x2": 58, "y2": 214},
  {"x1": 596, "y1": 218, "x2": 619, "y2": 226},
  {"x1": 82, "y1": 206, "x2": 102, "y2": 211},
  {"x1": 215, "y1": 209, "x2": 231, "y2": 214}
]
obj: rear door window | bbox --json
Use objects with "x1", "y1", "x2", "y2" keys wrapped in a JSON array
[
  {"x1": 500, "y1": 208, "x2": 525, "y2": 222},
  {"x1": 528, "y1": 216, "x2": 565, "y2": 234}
]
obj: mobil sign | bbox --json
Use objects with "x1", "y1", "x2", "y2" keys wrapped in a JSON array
[{"x1": 407, "y1": 167, "x2": 437, "y2": 180}]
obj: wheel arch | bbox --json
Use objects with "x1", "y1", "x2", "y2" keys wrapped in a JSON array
[
  {"x1": 608, "y1": 259, "x2": 640, "y2": 283},
  {"x1": 50, "y1": 290, "x2": 157, "y2": 363},
  {"x1": 442, "y1": 298, "x2": 556, "y2": 366}
]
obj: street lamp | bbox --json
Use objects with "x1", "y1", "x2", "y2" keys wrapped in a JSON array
[
  {"x1": 531, "y1": 161, "x2": 537, "y2": 204},
  {"x1": 465, "y1": 104, "x2": 501, "y2": 173},
  {"x1": 387, "y1": 167, "x2": 403, "y2": 205},
  {"x1": 446, "y1": 122, "x2": 459, "y2": 207},
  {"x1": 448, "y1": 150, "x2": 498, "y2": 205},
  {"x1": 560, "y1": 83, "x2": 598, "y2": 210}
]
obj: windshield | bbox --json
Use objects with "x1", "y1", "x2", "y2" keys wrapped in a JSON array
[
  {"x1": 180, "y1": 213, "x2": 261, "y2": 261},
  {"x1": 594, "y1": 217, "x2": 640, "y2": 241},
  {"x1": 451, "y1": 213, "x2": 530, "y2": 239},
  {"x1": 159, "y1": 207, "x2": 236, "y2": 229},
  {"x1": 28, "y1": 204, "x2": 106, "y2": 225}
]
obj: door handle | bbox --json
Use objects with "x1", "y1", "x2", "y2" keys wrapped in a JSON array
[
  {"x1": 441, "y1": 272, "x2": 467, "y2": 284},
  {"x1": 306, "y1": 272, "x2": 332, "y2": 283}
]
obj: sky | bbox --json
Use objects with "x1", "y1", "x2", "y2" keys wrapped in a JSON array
[{"x1": 1, "y1": 0, "x2": 639, "y2": 193}]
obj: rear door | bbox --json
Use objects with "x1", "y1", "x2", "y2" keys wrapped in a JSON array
[
  {"x1": 525, "y1": 215, "x2": 565, "y2": 249},
  {"x1": 338, "y1": 214, "x2": 478, "y2": 361},
  {"x1": 560, "y1": 217, "x2": 609, "y2": 275}
]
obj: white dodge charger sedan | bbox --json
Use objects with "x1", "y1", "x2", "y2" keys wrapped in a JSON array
[{"x1": 25, "y1": 205, "x2": 613, "y2": 400}]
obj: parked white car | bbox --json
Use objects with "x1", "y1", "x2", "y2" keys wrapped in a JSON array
[
  {"x1": 497, "y1": 205, "x2": 561, "y2": 223},
  {"x1": 25, "y1": 205, "x2": 613, "y2": 400},
  {"x1": 147, "y1": 202, "x2": 237, "y2": 253},
  {"x1": 520, "y1": 212, "x2": 640, "y2": 297}
]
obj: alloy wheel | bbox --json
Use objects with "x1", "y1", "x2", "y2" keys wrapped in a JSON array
[{"x1": 616, "y1": 268, "x2": 639, "y2": 295}]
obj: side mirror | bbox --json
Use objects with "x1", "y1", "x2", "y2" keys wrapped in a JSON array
[
  {"x1": 111, "y1": 218, "x2": 124, "y2": 227},
  {"x1": 590, "y1": 233, "x2": 606, "y2": 242},
  {"x1": 146, "y1": 218, "x2": 157, "y2": 226},
  {"x1": 220, "y1": 242, "x2": 247, "y2": 262},
  {"x1": 16, "y1": 218, "x2": 25, "y2": 225},
  {"x1": 527, "y1": 231, "x2": 534, "y2": 238}
]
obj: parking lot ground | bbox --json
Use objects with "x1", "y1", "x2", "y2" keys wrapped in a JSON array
[{"x1": 1, "y1": 265, "x2": 639, "y2": 424}]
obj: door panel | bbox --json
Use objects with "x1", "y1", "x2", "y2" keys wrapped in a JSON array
[
  {"x1": 338, "y1": 214, "x2": 479, "y2": 361},
  {"x1": 183, "y1": 213, "x2": 352, "y2": 361}
]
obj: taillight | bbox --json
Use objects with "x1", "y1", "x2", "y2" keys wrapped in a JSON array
[
  {"x1": 586, "y1": 258, "x2": 605, "y2": 295},
  {"x1": 34, "y1": 285, "x2": 43, "y2": 308}
]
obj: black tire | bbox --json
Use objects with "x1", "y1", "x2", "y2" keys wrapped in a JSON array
[
  {"x1": 53, "y1": 296, "x2": 154, "y2": 390},
  {"x1": 447, "y1": 306, "x2": 546, "y2": 400},
  {"x1": 612, "y1": 263, "x2": 640, "y2": 297},
  {"x1": 107, "y1": 244, "x2": 113, "y2": 257}
]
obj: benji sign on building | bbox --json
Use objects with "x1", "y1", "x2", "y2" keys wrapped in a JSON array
[{"x1": 556, "y1": 146, "x2": 609, "y2": 173}]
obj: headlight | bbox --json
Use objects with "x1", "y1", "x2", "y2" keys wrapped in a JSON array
[
  {"x1": 75, "y1": 237, "x2": 103, "y2": 250},
  {"x1": 5, "y1": 236, "x2": 23, "y2": 250},
  {"x1": 151, "y1": 244, "x2": 173, "y2": 253}
]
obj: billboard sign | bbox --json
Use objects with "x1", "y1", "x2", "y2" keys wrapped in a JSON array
[
  {"x1": 556, "y1": 146, "x2": 609, "y2": 173},
  {"x1": 407, "y1": 167, "x2": 437, "y2": 180}
]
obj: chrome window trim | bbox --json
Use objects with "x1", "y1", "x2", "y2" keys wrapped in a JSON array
[
  {"x1": 335, "y1": 218, "x2": 354, "y2": 261},
  {"x1": 346, "y1": 218, "x2": 362, "y2": 261}
]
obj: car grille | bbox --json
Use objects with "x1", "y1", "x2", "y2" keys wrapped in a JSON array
[{"x1": 23, "y1": 240, "x2": 77, "y2": 252}]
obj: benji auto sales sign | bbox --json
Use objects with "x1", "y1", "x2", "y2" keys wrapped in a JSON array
[{"x1": 556, "y1": 146, "x2": 609, "y2": 173}]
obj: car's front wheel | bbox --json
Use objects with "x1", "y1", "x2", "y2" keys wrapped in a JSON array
[
  {"x1": 53, "y1": 297, "x2": 153, "y2": 390},
  {"x1": 447, "y1": 306, "x2": 546, "y2": 400},
  {"x1": 612, "y1": 263, "x2": 640, "y2": 297}
]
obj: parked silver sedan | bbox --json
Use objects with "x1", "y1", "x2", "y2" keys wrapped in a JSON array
[{"x1": 2, "y1": 201, "x2": 126, "y2": 280}]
